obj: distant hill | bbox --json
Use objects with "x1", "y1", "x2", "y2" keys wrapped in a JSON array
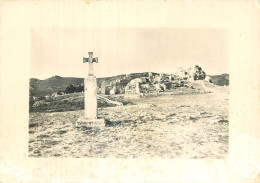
[
  {"x1": 209, "y1": 74, "x2": 229, "y2": 86},
  {"x1": 30, "y1": 75, "x2": 84, "y2": 97}
]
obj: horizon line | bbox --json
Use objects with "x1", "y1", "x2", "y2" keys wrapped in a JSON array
[{"x1": 30, "y1": 71, "x2": 229, "y2": 80}]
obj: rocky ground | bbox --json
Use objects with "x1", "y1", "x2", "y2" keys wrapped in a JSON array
[{"x1": 29, "y1": 86, "x2": 229, "y2": 158}]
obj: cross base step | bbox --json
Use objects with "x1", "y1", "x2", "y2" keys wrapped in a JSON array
[{"x1": 76, "y1": 117, "x2": 105, "y2": 127}]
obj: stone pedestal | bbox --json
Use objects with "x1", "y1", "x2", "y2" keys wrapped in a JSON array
[
  {"x1": 85, "y1": 75, "x2": 97, "y2": 119},
  {"x1": 77, "y1": 75, "x2": 105, "y2": 127}
]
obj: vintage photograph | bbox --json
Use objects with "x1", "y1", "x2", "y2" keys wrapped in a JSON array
[
  {"x1": 2, "y1": 0, "x2": 260, "y2": 182},
  {"x1": 29, "y1": 28, "x2": 229, "y2": 158}
]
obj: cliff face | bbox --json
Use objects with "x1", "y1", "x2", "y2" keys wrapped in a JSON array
[
  {"x1": 97, "y1": 73, "x2": 149, "y2": 87},
  {"x1": 97, "y1": 72, "x2": 149, "y2": 94},
  {"x1": 99, "y1": 66, "x2": 208, "y2": 95},
  {"x1": 176, "y1": 65, "x2": 206, "y2": 80}
]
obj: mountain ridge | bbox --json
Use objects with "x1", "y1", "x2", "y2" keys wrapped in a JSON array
[{"x1": 30, "y1": 72, "x2": 229, "y2": 97}]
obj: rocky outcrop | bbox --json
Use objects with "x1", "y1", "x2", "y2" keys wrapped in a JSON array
[
  {"x1": 125, "y1": 78, "x2": 142, "y2": 94},
  {"x1": 192, "y1": 65, "x2": 206, "y2": 80},
  {"x1": 177, "y1": 65, "x2": 206, "y2": 81},
  {"x1": 97, "y1": 73, "x2": 150, "y2": 95}
]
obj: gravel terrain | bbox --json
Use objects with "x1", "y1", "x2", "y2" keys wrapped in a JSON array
[{"x1": 29, "y1": 86, "x2": 228, "y2": 158}]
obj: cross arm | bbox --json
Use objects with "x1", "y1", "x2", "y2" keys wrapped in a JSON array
[{"x1": 83, "y1": 57, "x2": 98, "y2": 63}]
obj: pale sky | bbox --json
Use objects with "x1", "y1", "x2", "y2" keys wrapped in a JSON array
[{"x1": 31, "y1": 27, "x2": 228, "y2": 79}]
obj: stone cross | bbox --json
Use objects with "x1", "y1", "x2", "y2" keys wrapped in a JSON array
[
  {"x1": 77, "y1": 52, "x2": 105, "y2": 127},
  {"x1": 83, "y1": 52, "x2": 98, "y2": 76}
]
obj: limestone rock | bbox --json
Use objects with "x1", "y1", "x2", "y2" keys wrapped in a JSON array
[
  {"x1": 175, "y1": 65, "x2": 206, "y2": 81},
  {"x1": 193, "y1": 65, "x2": 206, "y2": 80},
  {"x1": 32, "y1": 100, "x2": 49, "y2": 107}
]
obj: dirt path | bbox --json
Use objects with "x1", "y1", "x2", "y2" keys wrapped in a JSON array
[{"x1": 98, "y1": 95, "x2": 123, "y2": 106}]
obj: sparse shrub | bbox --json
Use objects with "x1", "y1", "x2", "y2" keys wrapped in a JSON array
[
  {"x1": 65, "y1": 84, "x2": 76, "y2": 94},
  {"x1": 57, "y1": 91, "x2": 63, "y2": 95},
  {"x1": 38, "y1": 96, "x2": 45, "y2": 101}
]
